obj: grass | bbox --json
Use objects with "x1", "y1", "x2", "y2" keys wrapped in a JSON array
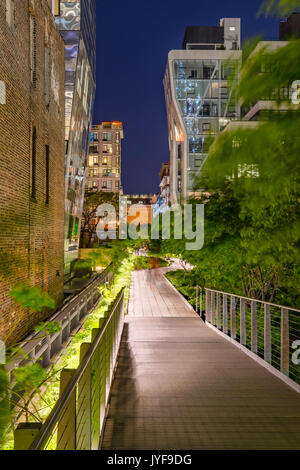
[{"x1": 134, "y1": 256, "x2": 168, "y2": 271}]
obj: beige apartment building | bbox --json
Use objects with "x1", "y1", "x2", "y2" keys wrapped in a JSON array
[{"x1": 87, "y1": 122, "x2": 124, "y2": 194}]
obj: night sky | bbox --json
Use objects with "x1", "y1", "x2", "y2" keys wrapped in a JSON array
[{"x1": 93, "y1": 0, "x2": 279, "y2": 195}]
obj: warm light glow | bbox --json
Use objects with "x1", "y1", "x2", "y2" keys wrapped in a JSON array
[{"x1": 174, "y1": 125, "x2": 184, "y2": 142}]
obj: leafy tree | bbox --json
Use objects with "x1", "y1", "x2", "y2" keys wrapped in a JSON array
[
  {"x1": 81, "y1": 191, "x2": 119, "y2": 248},
  {"x1": 259, "y1": 0, "x2": 300, "y2": 16},
  {"x1": 192, "y1": 13, "x2": 300, "y2": 304}
]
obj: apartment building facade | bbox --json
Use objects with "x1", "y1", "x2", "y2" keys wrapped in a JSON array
[
  {"x1": 164, "y1": 18, "x2": 242, "y2": 203},
  {"x1": 87, "y1": 122, "x2": 124, "y2": 194},
  {"x1": 0, "y1": 0, "x2": 65, "y2": 343}
]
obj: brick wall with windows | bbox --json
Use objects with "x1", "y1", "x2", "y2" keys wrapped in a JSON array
[{"x1": 0, "y1": 0, "x2": 65, "y2": 344}]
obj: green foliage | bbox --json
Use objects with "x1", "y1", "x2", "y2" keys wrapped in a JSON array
[
  {"x1": 34, "y1": 322, "x2": 62, "y2": 335},
  {"x1": 0, "y1": 369, "x2": 10, "y2": 448},
  {"x1": 9, "y1": 284, "x2": 56, "y2": 312},
  {"x1": 187, "y1": 28, "x2": 300, "y2": 307},
  {"x1": 71, "y1": 259, "x2": 92, "y2": 278},
  {"x1": 258, "y1": 0, "x2": 300, "y2": 17},
  {"x1": 13, "y1": 364, "x2": 47, "y2": 394},
  {"x1": 133, "y1": 256, "x2": 168, "y2": 271},
  {"x1": 239, "y1": 40, "x2": 300, "y2": 108}
]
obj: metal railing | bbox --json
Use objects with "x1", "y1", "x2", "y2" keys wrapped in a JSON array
[
  {"x1": 14, "y1": 288, "x2": 125, "y2": 450},
  {"x1": 199, "y1": 287, "x2": 300, "y2": 385},
  {"x1": 7, "y1": 264, "x2": 114, "y2": 378}
]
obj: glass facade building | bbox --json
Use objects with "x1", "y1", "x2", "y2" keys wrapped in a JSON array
[
  {"x1": 53, "y1": 0, "x2": 96, "y2": 275},
  {"x1": 164, "y1": 19, "x2": 241, "y2": 203},
  {"x1": 174, "y1": 58, "x2": 239, "y2": 190}
]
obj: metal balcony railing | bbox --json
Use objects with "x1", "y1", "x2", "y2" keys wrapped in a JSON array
[
  {"x1": 14, "y1": 288, "x2": 125, "y2": 450},
  {"x1": 195, "y1": 287, "x2": 300, "y2": 386}
]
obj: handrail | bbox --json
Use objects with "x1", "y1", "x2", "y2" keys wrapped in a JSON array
[
  {"x1": 205, "y1": 287, "x2": 300, "y2": 313},
  {"x1": 29, "y1": 287, "x2": 125, "y2": 450}
]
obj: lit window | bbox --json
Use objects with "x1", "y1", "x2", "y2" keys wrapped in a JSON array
[
  {"x1": 53, "y1": 0, "x2": 60, "y2": 16},
  {"x1": 229, "y1": 27, "x2": 236, "y2": 31},
  {"x1": 0, "y1": 81, "x2": 6, "y2": 104}
]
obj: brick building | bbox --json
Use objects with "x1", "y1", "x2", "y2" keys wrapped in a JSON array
[
  {"x1": 87, "y1": 122, "x2": 124, "y2": 194},
  {"x1": 0, "y1": 0, "x2": 65, "y2": 344}
]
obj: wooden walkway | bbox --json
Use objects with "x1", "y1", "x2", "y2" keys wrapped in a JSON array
[{"x1": 102, "y1": 269, "x2": 300, "y2": 450}]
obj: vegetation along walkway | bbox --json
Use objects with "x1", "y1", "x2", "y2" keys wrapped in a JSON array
[{"x1": 102, "y1": 268, "x2": 300, "y2": 450}]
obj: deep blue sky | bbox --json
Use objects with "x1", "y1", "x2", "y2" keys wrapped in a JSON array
[{"x1": 93, "y1": 0, "x2": 279, "y2": 194}]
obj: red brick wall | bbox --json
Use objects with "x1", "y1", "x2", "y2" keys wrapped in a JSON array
[{"x1": 0, "y1": 0, "x2": 65, "y2": 344}]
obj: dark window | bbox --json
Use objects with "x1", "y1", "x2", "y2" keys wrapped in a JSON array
[
  {"x1": 45, "y1": 47, "x2": 50, "y2": 106},
  {"x1": 30, "y1": 15, "x2": 37, "y2": 86},
  {"x1": 45, "y1": 145, "x2": 50, "y2": 204},
  {"x1": 177, "y1": 143, "x2": 182, "y2": 160},
  {"x1": 31, "y1": 127, "x2": 37, "y2": 199}
]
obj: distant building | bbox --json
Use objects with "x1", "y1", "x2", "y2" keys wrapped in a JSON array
[
  {"x1": 159, "y1": 163, "x2": 170, "y2": 208},
  {"x1": 152, "y1": 163, "x2": 170, "y2": 217},
  {"x1": 87, "y1": 122, "x2": 124, "y2": 193},
  {"x1": 164, "y1": 18, "x2": 242, "y2": 203},
  {"x1": 125, "y1": 194, "x2": 156, "y2": 226},
  {"x1": 0, "y1": 0, "x2": 65, "y2": 343},
  {"x1": 279, "y1": 12, "x2": 300, "y2": 40},
  {"x1": 52, "y1": 0, "x2": 97, "y2": 276}
]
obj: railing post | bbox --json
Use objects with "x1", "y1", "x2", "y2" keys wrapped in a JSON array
[
  {"x1": 240, "y1": 298, "x2": 246, "y2": 346},
  {"x1": 195, "y1": 286, "x2": 198, "y2": 314},
  {"x1": 281, "y1": 308, "x2": 290, "y2": 376},
  {"x1": 77, "y1": 343, "x2": 92, "y2": 450},
  {"x1": 91, "y1": 328, "x2": 101, "y2": 450},
  {"x1": 211, "y1": 291, "x2": 215, "y2": 325},
  {"x1": 217, "y1": 293, "x2": 221, "y2": 330},
  {"x1": 251, "y1": 301, "x2": 258, "y2": 354},
  {"x1": 14, "y1": 423, "x2": 42, "y2": 450},
  {"x1": 57, "y1": 369, "x2": 76, "y2": 450},
  {"x1": 205, "y1": 289, "x2": 209, "y2": 322},
  {"x1": 230, "y1": 296, "x2": 236, "y2": 339},
  {"x1": 264, "y1": 304, "x2": 272, "y2": 364},
  {"x1": 223, "y1": 294, "x2": 228, "y2": 335},
  {"x1": 200, "y1": 288, "x2": 203, "y2": 319}
]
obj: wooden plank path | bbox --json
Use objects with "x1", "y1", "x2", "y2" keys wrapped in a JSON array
[{"x1": 102, "y1": 269, "x2": 300, "y2": 450}]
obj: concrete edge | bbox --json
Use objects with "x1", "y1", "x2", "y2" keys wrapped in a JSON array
[
  {"x1": 206, "y1": 321, "x2": 300, "y2": 395},
  {"x1": 163, "y1": 271, "x2": 199, "y2": 316}
]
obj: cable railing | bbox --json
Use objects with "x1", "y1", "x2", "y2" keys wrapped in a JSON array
[
  {"x1": 195, "y1": 287, "x2": 300, "y2": 386},
  {"x1": 14, "y1": 287, "x2": 125, "y2": 450}
]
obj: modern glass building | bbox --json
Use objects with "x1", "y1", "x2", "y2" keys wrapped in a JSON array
[
  {"x1": 52, "y1": 0, "x2": 96, "y2": 275},
  {"x1": 164, "y1": 19, "x2": 242, "y2": 203}
]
